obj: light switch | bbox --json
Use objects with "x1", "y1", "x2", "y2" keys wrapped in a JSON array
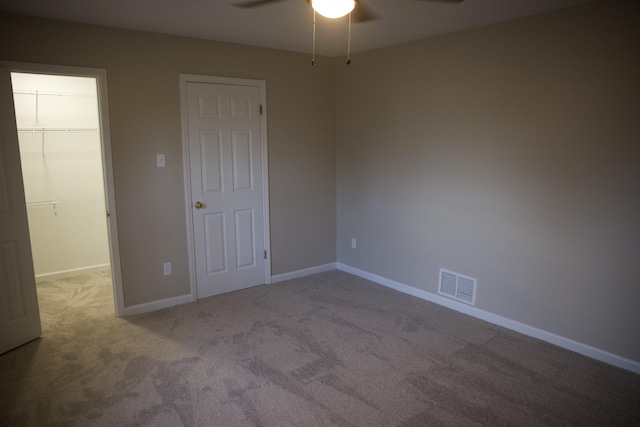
[{"x1": 157, "y1": 154, "x2": 165, "y2": 168}]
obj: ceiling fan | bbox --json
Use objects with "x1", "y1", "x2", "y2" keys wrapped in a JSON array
[
  {"x1": 233, "y1": 0, "x2": 465, "y2": 23},
  {"x1": 233, "y1": 0, "x2": 465, "y2": 64}
]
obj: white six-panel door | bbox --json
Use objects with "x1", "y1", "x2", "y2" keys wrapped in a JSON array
[
  {"x1": 0, "y1": 67, "x2": 42, "y2": 354},
  {"x1": 185, "y1": 80, "x2": 268, "y2": 299}
]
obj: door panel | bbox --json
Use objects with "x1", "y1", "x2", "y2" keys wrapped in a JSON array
[
  {"x1": 204, "y1": 212, "x2": 226, "y2": 274},
  {"x1": 0, "y1": 242, "x2": 27, "y2": 322},
  {"x1": 186, "y1": 82, "x2": 266, "y2": 298},
  {"x1": 201, "y1": 131, "x2": 223, "y2": 193},
  {"x1": 234, "y1": 208, "x2": 255, "y2": 269},
  {"x1": 0, "y1": 68, "x2": 41, "y2": 354},
  {"x1": 232, "y1": 130, "x2": 253, "y2": 191}
]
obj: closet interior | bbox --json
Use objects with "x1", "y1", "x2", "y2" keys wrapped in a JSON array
[{"x1": 11, "y1": 72, "x2": 110, "y2": 282}]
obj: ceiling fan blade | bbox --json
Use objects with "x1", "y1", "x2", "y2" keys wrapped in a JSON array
[
  {"x1": 352, "y1": 0, "x2": 380, "y2": 23},
  {"x1": 232, "y1": 0, "x2": 289, "y2": 9}
]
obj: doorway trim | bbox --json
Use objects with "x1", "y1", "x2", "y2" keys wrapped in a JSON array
[
  {"x1": 179, "y1": 74, "x2": 271, "y2": 299},
  {"x1": 1, "y1": 60, "x2": 125, "y2": 317}
]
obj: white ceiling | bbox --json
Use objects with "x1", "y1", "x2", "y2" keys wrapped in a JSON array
[{"x1": 1, "y1": 0, "x2": 594, "y2": 57}]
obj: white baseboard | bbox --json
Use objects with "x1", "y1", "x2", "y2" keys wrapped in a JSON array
[
  {"x1": 271, "y1": 262, "x2": 337, "y2": 283},
  {"x1": 35, "y1": 264, "x2": 111, "y2": 283},
  {"x1": 123, "y1": 293, "x2": 195, "y2": 317},
  {"x1": 337, "y1": 263, "x2": 640, "y2": 375}
]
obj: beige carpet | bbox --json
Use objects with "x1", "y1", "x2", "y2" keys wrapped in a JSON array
[{"x1": 1, "y1": 270, "x2": 639, "y2": 426}]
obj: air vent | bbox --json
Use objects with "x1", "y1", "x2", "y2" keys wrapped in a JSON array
[{"x1": 438, "y1": 268, "x2": 477, "y2": 305}]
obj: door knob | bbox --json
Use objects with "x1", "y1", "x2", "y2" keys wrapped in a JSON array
[{"x1": 194, "y1": 201, "x2": 204, "y2": 209}]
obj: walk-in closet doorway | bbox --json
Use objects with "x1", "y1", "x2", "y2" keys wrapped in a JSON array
[{"x1": 3, "y1": 62, "x2": 124, "y2": 326}]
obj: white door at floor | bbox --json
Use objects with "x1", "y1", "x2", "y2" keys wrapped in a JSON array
[
  {"x1": 0, "y1": 67, "x2": 42, "y2": 354},
  {"x1": 185, "y1": 80, "x2": 268, "y2": 299}
]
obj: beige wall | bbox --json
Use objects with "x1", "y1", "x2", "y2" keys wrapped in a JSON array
[
  {"x1": 0, "y1": 13, "x2": 337, "y2": 307},
  {"x1": 337, "y1": 0, "x2": 640, "y2": 362}
]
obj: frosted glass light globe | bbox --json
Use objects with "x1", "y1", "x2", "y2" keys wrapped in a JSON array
[{"x1": 312, "y1": 0, "x2": 356, "y2": 19}]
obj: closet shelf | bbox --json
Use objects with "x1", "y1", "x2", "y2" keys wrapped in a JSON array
[
  {"x1": 26, "y1": 199, "x2": 58, "y2": 208},
  {"x1": 26, "y1": 200, "x2": 59, "y2": 216},
  {"x1": 13, "y1": 89, "x2": 96, "y2": 98},
  {"x1": 18, "y1": 127, "x2": 98, "y2": 133}
]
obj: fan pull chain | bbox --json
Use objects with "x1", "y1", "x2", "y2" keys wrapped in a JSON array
[
  {"x1": 346, "y1": 12, "x2": 352, "y2": 65},
  {"x1": 312, "y1": 10, "x2": 316, "y2": 66}
]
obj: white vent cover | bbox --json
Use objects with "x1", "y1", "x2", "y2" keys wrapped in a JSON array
[{"x1": 438, "y1": 268, "x2": 477, "y2": 305}]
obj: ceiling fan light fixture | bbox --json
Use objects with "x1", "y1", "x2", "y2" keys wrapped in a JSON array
[{"x1": 311, "y1": 0, "x2": 355, "y2": 19}]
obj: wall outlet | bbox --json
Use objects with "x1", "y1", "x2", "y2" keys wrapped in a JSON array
[
  {"x1": 157, "y1": 154, "x2": 165, "y2": 168},
  {"x1": 163, "y1": 262, "x2": 172, "y2": 275},
  {"x1": 351, "y1": 238, "x2": 357, "y2": 249}
]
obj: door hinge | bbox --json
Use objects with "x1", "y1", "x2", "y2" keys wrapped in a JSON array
[
  {"x1": 260, "y1": 104, "x2": 263, "y2": 115},
  {"x1": 264, "y1": 250, "x2": 267, "y2": 259}
]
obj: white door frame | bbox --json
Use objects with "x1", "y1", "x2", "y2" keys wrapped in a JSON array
[
  {"x1": 179, "y1": 74, "x2": 271, "y2": 299},
  {"x1": 1, "y1": 61, "x2": 125, "y2": 317}
]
